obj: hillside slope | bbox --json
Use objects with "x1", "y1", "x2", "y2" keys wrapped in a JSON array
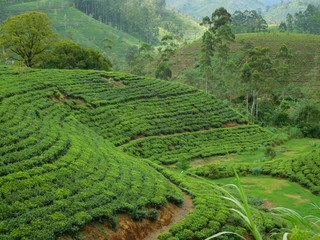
[
  {"x1": 0, "y1": 65, "x2": 281, "y2": 239},
  {"x1": 132, "y1": 32, "x2": 320, "y2": 84},
  {"x1": 4, "y1": 0, "x2": 141, "y2": 67},
  {"x1": 0, "y1": 66, "x2": 184, "y2": 239}
]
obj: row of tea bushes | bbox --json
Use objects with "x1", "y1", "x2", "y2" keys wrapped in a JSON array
[
  {"x1": 121, "y1": 125, "x2": 279, "y2": 164},
  {"x1": 262, "y1": 148, "x2": 320, "y2": 194}
]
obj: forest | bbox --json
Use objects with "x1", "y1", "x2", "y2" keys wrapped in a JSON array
[{"x1": 0, "y1": 0, "x2": 320, "y2": 239}]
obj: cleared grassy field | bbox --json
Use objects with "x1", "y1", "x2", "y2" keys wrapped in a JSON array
[{"x1": 214, "y1": 175, "x2": 320, "y2": 217}]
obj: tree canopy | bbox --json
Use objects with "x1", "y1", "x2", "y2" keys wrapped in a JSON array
[
  {"x1": 231, "y1": 10, "x2": 268, "y2": 33},
  {"x1": 285, "y1": 5, "x2": 320, "y2": 34},
  {"x1": 200, "y1": 7, "x2": 235, "y2": 92},
  {"x1": 0, "y1": 11, "x2": 57, "y2": 67},
  {"x1": 155, "y1": 62, "x2": 172, "y2": 80},
  {"x1": 39, "y1": 39, "x2": 112, "y2": 71}
]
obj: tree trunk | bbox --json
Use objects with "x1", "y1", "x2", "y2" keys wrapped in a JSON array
[
  {"x1": 250, "y1": 92, "x2": 255, "y2": 123},
  {"x1": 256, "y1": 97, "x2": 259, "y2": 121},
  {"x1": 246, "y1": 91, "x2": 249, "y2": 120}
]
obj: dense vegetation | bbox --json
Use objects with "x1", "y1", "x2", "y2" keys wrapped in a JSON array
[
  {"x1": 38, "y1": 39, "x2": 112, "y2": 70},
  {"x1": 130, "y1": 32, "x2": 320, "y2": 137},
  {"x1": 264, "y1": 0, "x2": 320, "y2": 24},
  {"x1": 3, "y1": 0, "x2": 204, "y2": 68},
  {"x1": 166, "y1": 0, "x2": 265, "y2": 20},
  {"x1": 281, "y1": 4, "x2": 320, "y2": 35},
  {"x1": 73, "y1": 0, "x2": 165, "y2": 43},
  {"x1": 0, "y1": 65, "x2": 287, "y2": 239},
  {"x1": 231, "y1": 10, "x2": 268, "y2": 34}
]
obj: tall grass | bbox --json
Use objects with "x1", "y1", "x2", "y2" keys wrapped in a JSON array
[{"x1": 186, "y1": 170, "x2": 320, "y2": 240}]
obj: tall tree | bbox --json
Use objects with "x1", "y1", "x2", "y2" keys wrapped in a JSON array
[
  {"x1": 200, "y1": 7, "x2": 235, "y2": 93},
  {"x1": 241, "y1": 47, "x2": 273, "y2": 122},
  {"x1": 275, "y1": 44, "x2": 293, "y2": 99},
  {"x1": 0, "y1": 11, "x2": 57, "y2": 67},
  {"x1": 158, "y1": 34, "x2": 178, "y2": 62},
  {"x1": 286, "y1": 13, "x2": 294, "y2": 32},
  {"x1": 231, "y1": 10, "x2": 268, "y2": 33}
]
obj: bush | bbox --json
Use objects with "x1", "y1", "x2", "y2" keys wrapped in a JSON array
[
  {"x1": 147, "y1": 209, "x2": 158, "y2": 222},
  {"x1": 155, "y1": 62, "x2": 172, "y2": 80},
  {"x1": 252, "y1": 167, "x2": 262, "y2": 176},
  {"x1": 288, "y1": 127, "x2": 303, "y2": 138},
  {"x1": 264, "y1": 147, "x2": 276, "y2": 159},
  {"x1": 158, "y1": 232, "x2": 172, "y2": 240}
]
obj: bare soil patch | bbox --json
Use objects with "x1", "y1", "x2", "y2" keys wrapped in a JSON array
[
  {"x1": 65, "y1": 192, "x2": 193, "y2": 240},
  {"x1": 101, "y1": 76, "x2": 125, "y2": 87},
  {"x1": 285, "y1": 194, "x2": 310, "y2": 205},
  {"x1": 222, "y1": 121, "x2": 248, "y2": 128},
  {"x1": 262, "y1": 199, "x2": 276, "y2": 209},
  {"x1": 52, "y1": 93, "x2": 86, "y2": 106},
  {"x1": 191, "y1": 154, "x2": 237, "y2": 167}
]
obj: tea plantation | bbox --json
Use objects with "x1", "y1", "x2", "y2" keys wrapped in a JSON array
[{"x1": 0, "y1": 65, "x2": 296, "y2": 239}]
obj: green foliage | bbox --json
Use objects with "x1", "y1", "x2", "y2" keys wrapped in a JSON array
[
  {"x1": 73, "y1": 0, "x2": 163, "y2": 43},
  {"x1": 231, "y1": 10, "x2": 268, "y2": 34},
  {"x1": 286, "y1": 4, "x2": 320, "y2": 35},
  {"x1": 159, "y1": 35, "x2": 179, "y2": 62},
  {"x1": 122, "y1": 125, "x2": 278, "y2": 164},
  {"x1": 264, "y1": 147, "x2": 276, "y2": 159},
  {"x1": 39, "y1": 39, "x2": 112, "y2": 71},
  {"x1": 151, "y1": 165, "x2": 285, "y2": 240},
  {"x1": 155, "y1": 62, "x2": 172, "y2": 80},
  {"x1": 252, "y1": 167, "x2": 262, "y2": 176},
  {"x1": 0, "y1": 11, "x2": 57, "y2": 67},
  {"x1": 262, "y1": 147, "x2": 320, "y2": 194},
  {"x1": 200, "y1": 7, "x2": 235, "y2": 90}
]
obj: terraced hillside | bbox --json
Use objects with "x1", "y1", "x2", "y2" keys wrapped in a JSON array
[
  {"x1": 0, "y1": 65, "x2": 282, "y2": 239},
  {"x1": 0, "y1": 66, "x2": 186, "y2": 239}
]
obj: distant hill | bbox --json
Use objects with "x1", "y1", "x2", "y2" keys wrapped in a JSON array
[
  {"x1": 166, "y1": 0, "x2": 265, "y2": 20},
  {"x1": 264, "y1": 0, "x2": 320, "y2": 24}
]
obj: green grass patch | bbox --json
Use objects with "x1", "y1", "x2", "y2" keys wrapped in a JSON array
[{"x1": 214, "y1": 175, "x2": 320, "y2": 217}]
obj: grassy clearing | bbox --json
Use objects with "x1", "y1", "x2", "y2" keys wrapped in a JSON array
[{"x1": 214, "y1": 175, "x2": 320, "y2": 217}]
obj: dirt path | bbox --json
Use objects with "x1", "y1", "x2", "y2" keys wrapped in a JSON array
[{"x1": 142, "y1": 192, "x2": 194, "y2": 240}]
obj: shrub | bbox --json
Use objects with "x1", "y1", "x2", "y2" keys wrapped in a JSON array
[
  {"x1": 147, "y1": 209, "x2": 158, "y2": 222},
  {"x1": 252, "y1": 167, "x2": 262, "y2": 176},
  {"x1": 264, "y1": 147, "x2": 276, "y2": 159}
]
